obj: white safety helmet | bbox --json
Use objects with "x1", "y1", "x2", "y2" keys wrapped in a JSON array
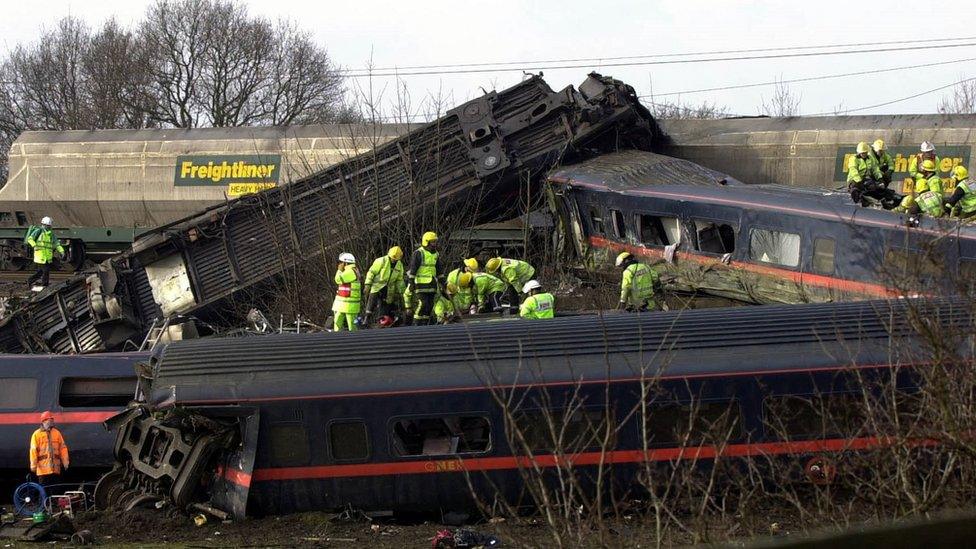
[
  {"x1": 338, "y1": 252, "x2": 356, "y2": 264},
  {"x1": 40, "y1": 216, "x2": 52, "y2": 226},
  {"x1": 920, "y1": 141, "x2": 935, "y2": 153},
  {"x1": 522, "y1": 279, "x2": 541, "y2": 293}
]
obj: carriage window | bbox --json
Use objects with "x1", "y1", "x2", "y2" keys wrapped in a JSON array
[
  {"x1": 749, "y1": 229, "x2": 800, "y2": 267},
  {"x1": 589, "y1": 209, "x2": 605, "y2": 235},
  {"x1": 329, "y1": 421, "x2": 369, "y2": 461},
  {"x1": 0, "y1": 378, "x2": 37, "y2": 410},
  {"x1": 610, "y1": 209, "x2": 627, "y2": 238},
  {"x1": 643, "y1": 400, "x2": 742, "y2": 446},
  {"x1": 813, "y1": 238, "x2": 836, "y2": 274},
  {"x1": 638, "y1": 215, "x2": 680, "y2": 246},
  {"x1": 763, "y1": 393, "x2": 866, "y2": 440},
  {"x1": 392, "y1": 415, "x2": 491, "y2": 456},
  {"x1": 884, "y1": 249, "x2": 943, "y2": 279},
  {"x1": 269, "y1": 423, "x2": 310, "y2": 466},
  {"x1": 60, "y1": 377, "x2": 136, "y2": 408},
  {"x1": 694, "y1": 221, "x2": 735, "y2": 254},
  {"x1": 513, "y1": 408, "x2": 616, "y2": 452}
]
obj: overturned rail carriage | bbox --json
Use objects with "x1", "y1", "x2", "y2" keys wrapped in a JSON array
[
  {"x1": 0, "y1": 73, "x2": 662, "y2": 355},
  {"x1": 548, "y1": 150, "x2": 976, "y2": 304},
  {"x1": 97, "y1": 298, "x2": 968, "y2": 519}
]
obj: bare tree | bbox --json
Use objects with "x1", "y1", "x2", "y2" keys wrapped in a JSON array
[
  {"x1": 138, "y1": 0, "x2": 350, "y2": 128},
  {"x1": 645, "y1": 98, "x2": 730, "y2": 119},
  {"x1": 759, "y1": 77, "x2": 801, "y2": 117},
  {"x1": 937, "y1": 77, "x2": 976, "y2": 114}
]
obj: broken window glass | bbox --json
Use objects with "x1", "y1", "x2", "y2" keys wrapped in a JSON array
[
  {"x1": 269, "y1": 423, "x2": 310, "y2": 466},
  {"x1": 392, "y1": 416, "x2": 491, "y2": 456},
  {"x1": 813, "y1": 238, "x2": 836, "y2": 275},
  {"x1": 610, "y1": 209, "x2": 627, "y2": 239},
  {"x1": 329, "y1": 421, "x2": 369, "y2": 461},
  {"x1": 693, "y1": 220, "x2": 736, "y2": 254},
  {"x1": 638, "y1": 215, "x2": 680, "y2": 247},
  {"x1": 60, "y1": 377, "x2": 136, "y2": 408},
  {"x1": 749, "y1": 229, "x2": 800, "y2": 267},
  {"x1": 589, "y1": 208, "x2": 605, "y2": 235},
  {"x1": 0, "y1": 378, "x2": 37, "y2": 409},
  {"x1": 643, "y1": 400, "x2": 742, "y2": 447},
  {"x1": 513, "y1": 408, "x2": 616, "y2": 452},
  {"x1": 763, "y1": 393, "x2": 867, "y2": 440}
]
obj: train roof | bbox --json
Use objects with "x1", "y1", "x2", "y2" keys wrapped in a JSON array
[
  {"x1": 551, "y1": 151, "x2": 976, "y2": 239},
  {"x1": 146, "y1": 299, "x2": 968, "y2": 406},
  {"x1": 11, "y1": 124, "x2": 410, "y2": 145}
]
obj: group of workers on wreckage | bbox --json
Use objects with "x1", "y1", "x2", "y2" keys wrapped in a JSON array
[
  {"x1": 847, "y1": 139, "x2": 976, "y2": 221},
  {"x1": 329, "y1": 231, "x2": 663, "y2": 331}
]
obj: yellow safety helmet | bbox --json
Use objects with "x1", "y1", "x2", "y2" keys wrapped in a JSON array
[
  {"x1": 387, "y1": 246, "x2": 403, "y2": 261},
  {"x1": 953, "y1": 165, "x2": 969, "y2": 180},
  {"x1": 615, "y1": 251, "x2": 632, "y2": 267},
  {"x1": 921, "y1": 159, "x2": 937, "y2": 172},
  {"x1": 856, "y1": 141, "x2": 870, "y2": 154},
  {"x1": 463, "y1": 257, "x2": 479, "y2": 272},
  {"x1": 485, "y1": 257, "x2": 502, "y2": 273},
  {"x1": 872, "y1": 139, "x2": 886, "y2": 153},
  {"x1": 421, "y1": 231, "x2": 438, "y2": 246},
  {"x1": 446, "y1": 283, "x2": 459, "y2": 295},
  {"x1": 915, "y1": 178, "x2": 929, "y2": 193},
  {"x1": 458, "y1": 272, "x2": 473, "y2": 288}
]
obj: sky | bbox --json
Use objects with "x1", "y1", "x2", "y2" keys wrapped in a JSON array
[{"x1": 3, "y1": 0, "x2": 976, "y2": 120}]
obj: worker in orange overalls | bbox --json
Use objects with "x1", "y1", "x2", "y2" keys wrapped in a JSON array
[{"x1": 29, "y1": 411, "x2": 69, "y2": 488}]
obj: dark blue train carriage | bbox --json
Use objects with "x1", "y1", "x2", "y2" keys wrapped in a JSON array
[
  {"x1": 547, "y1": 150, "x2": 976, "y2": 304},
  {"x1": 99, "y1": 298, "x2": 967, "y2": 518},
  {"x1": 0, "y1": 353, "x2": 143, "y2": 488}
]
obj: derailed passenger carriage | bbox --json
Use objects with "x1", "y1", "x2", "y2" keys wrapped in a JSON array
[
  {"x1": 548, "y1": 150, "x2": 976, "y2": 304},
  {"x1": 0, "y1": 353, "x2": 143, "y2": 483},
  {"x1": 97, "y1": 299, "x2": 969, "y2": 519},
  {"x1": 0, "y1": 73, "x2": 661, "y2": 355}
]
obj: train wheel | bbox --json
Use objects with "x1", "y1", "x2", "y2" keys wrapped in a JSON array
[
  {"x1": 93, "y1": 468, "x2": 126, "y2": 510},
  {"x1": 116, "y1": 489, "x2": 141, "y2": 511}
]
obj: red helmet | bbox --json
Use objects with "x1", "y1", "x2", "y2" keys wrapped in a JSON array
[
  {"x1": 378, "y1": 315, "x2": 394, "y2": 327},
  {"x1": 40, "y1": 411, "x2": 54, "y2": 422}
]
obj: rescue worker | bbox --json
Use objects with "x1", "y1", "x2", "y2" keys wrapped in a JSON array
[
  {"x1": 461, "y1": 271, "x2": 508, "y2": 313},
  {"x1": 847, "y1": 142, "x2": 884, "y2": 204},
  {"x1": 363, "y1": 246, "x2": 405, "y2": 326},
  {"x1": 519, "y1": 280, "x2": 555, "y2": 319},
  {"x1": 445, "y1": 258, "x2": 478, "y2": 313},
  {"x1": 434, "y1": 285, "x2": 459, "y2": 324},
  {"x1": 616, "y1": 252, "x2": 662, "y2": 311},
  {"x1": 29, "y1": 411, "x2": 69, "y2": 488},
  {"x1": 869, "y1": 139, "x2": 894, "y2": 185},
  {"x1": 486, "y1": 257, "x2": 536, "y2": 303},
  {"x1": 945, "y1": 165, "x2": 976, "y2": 218},
  {"x1": 331, "y1": 252, "x2": 361, "y2": 331},
  {"x1": 907, "y1": 159, "x2": 945, "y2": 220},
  {"x1": 406, "y1": 231, "x2": 445, "y2": 325},
  {"x1": 908, "y1": 141, "x2": 941, "y2": 183},
  {"x1": 26, "y1": 216, "x2": 64, "y2": 290}
]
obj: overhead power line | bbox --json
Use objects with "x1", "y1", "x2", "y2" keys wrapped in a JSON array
[
  {"x1": 358, "y1": 35, "x2": 976, "y2": 73},
  {"x1": 343, "y1": 41, "x2": 976, "y2": 78},
  {"x1": 640, "y1": 57, "x2": 976, "y2": 98},
  {"x1": 809, "y1": 75, "x2": 976, "y2": 116}
]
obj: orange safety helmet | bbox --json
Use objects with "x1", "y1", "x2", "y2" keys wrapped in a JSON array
[{"x1": 40, "y1": 411, "x2": 54, "y2": 422}]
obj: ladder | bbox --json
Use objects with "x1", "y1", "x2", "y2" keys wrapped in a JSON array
[{"x1": 139, "y1": 316, "x2": 173, "y2": 351}]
